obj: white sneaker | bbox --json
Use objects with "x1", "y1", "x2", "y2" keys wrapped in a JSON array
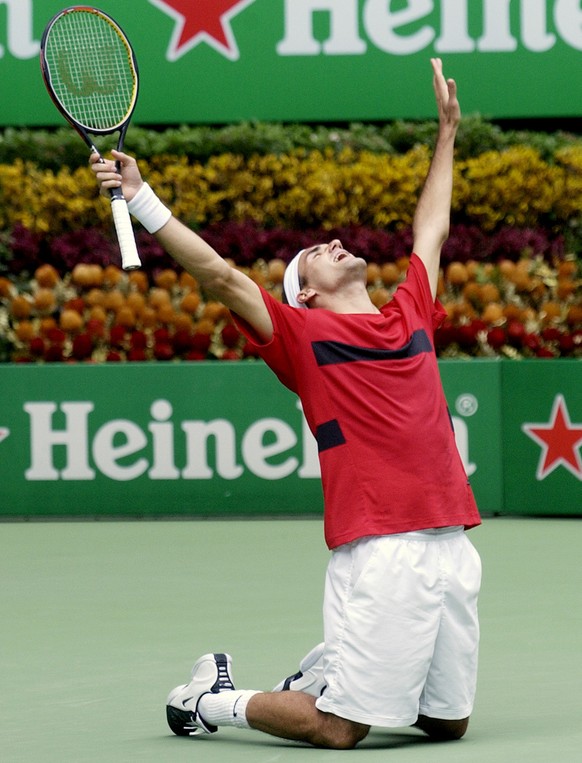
[
  {"x1": 272, "y1": 642, "x2": 326, "y2": 697},
  {"x1": 166, "y1": 652, "x2": 235, "y2": 736}
]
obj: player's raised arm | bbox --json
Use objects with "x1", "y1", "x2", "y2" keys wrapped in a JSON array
[
  {"x1": 90, "y1": 151, "x2": 274, "y2": 342},
  {"x1": 412, "y1": 58, "x2": 461, "y2": 299}
]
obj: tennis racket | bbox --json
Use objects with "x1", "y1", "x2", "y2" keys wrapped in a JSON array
[{"x1": 40, "y1": 6, "x2": 141, "y2": 270}]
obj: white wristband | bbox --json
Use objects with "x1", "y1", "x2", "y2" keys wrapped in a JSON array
[{"x1": 127, "y1": 183, "x2": 172, "y2": 234}]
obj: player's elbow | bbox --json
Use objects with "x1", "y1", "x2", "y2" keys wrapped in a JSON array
[
  {"x1": 412, "y1": 229, "x2": 448, "y2": 265},
  {"x1": 204, "y1": 263, "x2": 252, "y2": 311},
  {"x1": 413, "y1": 216, "x2": 450, "y2": 247},
  {"x1": 203, "y1": 266, "x2": 235, "y2": 304}
]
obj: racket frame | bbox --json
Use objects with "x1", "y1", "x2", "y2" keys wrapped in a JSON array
[{"x1": 40, "y1": 6, "x2": 141, "y2": 270}]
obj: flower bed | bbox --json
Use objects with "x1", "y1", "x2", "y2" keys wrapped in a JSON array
[
  {"x1": 0, "y1": 222, "x2": 579, "y2": 363},
  {"x1": 2, "y1": 145, "x2": 582, "y2": 235},
  {"x1": 0, "y1": 119, "x2": 580, "y2": 363}
]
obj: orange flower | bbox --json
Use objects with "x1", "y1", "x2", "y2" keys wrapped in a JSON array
[
  {"x1": 446, "y1": 262, "x2": 469, "y2": 286},
  {"x1": 34, "y1": 288, "x2": 57, "y2": 314},
  {"x1": 60, "y1": 308, "x2": 83, "y2": 333},
  {"x1": 35, "y1": 264, "x2": 60, "y2": 288},
  {"x1": 180, "y1": 292, "x2": 201, "y2": 314},
  {"x1": 155, "y1": 269, "x2": 178, "y2": 291},
  {"x1": 10, "y1": 295, "x2": 32, "y2": 319}
]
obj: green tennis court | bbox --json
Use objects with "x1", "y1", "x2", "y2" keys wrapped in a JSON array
[{"x1": 1, "y1": 516, "x2": 581, "y2": 762}]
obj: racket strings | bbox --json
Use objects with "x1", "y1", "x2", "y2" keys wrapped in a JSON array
[{"x1": 44, "y1": 10, "x2": 136, "y2": 132}]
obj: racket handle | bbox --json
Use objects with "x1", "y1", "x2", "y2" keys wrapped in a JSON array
[{"x1": 110, "y1": 191, "x2": 141, "y2": 270}]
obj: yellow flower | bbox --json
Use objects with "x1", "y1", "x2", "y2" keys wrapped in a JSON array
[{"x1": 1, "y1": 144, "x2": 581, "y2": 234}]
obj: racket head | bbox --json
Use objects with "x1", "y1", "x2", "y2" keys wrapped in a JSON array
[{"x1": 40, "y1": 6, "x2": 139, "y2": 146}]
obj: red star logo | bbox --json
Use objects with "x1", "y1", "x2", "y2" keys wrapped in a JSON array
[
  {"x1": 150, "y1": 0, "x2": 256, "y2": 61},
  {"x1": 522, "y1": 395, "x2": 582, "y2": 481}
]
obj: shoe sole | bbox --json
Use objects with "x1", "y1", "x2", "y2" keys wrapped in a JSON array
[{"x1": 166, "y1": 704, "x2": 198, "y2": 736}]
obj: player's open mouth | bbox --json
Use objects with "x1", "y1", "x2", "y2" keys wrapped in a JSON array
[{"x1": 333, "y1": 252, "x2": 349, "y2": 262}]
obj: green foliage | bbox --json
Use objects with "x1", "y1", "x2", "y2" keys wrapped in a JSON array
[{"x1": 2, "y1": 116, "x2": 581, "y2": 170}]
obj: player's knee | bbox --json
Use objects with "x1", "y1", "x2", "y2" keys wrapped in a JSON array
[
  {"x1": 326, "y1": 725, "x2": 369, "y2": 750},
  {"x1": 332, "y1": 723, "x2": 369, "y2": 749},
  {"x1": 314, "y1": 714, "x2": 369, "y2": 749},
  {"x1": 416, "y1": 715, "x2": 469, "y2": 740},
  {"x1": 441, "y1": 717, "x2": 469, "y2": 740}
]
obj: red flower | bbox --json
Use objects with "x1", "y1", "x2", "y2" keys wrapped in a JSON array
[
  {"x1": 109, "y1": 325, "x2": 127, "y2": 348},
  {"x1": 221, "y1": 324, "x2": 241, "y2": 348},
  {"x1": 29, "y1": 337, "x2": 45, "y2": 357},
  {"x1": 487, "y1": 327, "x2": 506, "y2": 350},
  {"x1": 153, "y1": 342, "x2": 174, "y2": 361},
  {"x1": 559, "y1": 333, "x2": 575, "y2": 355},
  {"x1": 45, "y1": 327, "x2": 66, "y2": 345},
  {"x1": 130, "y1": 330, "x2": 148, "y2": 350},
  {"x1": 191, "y1": 332, "x2": 211, "y2": 353},
  {"x1": 506, "y1": 320, "x2": 526, "y2": 348},
  {"x1": 523, "y1": 333, "x2": 541, "y2": 352},
  {"x1": 64, "y1": 297, "x2": 85, "y2": 314},
  {"x1": 222, "y1": 348, "x2": 241, "y2": 360},
  {"x1": 86, "y1": 318, "x2": 105, "y2": 339},
  {"x1": 456, "y1": 323, "x2": 480, "y2": 350},
  {"x1": 153, "y1": 327, "x2": 171, "y2": 345},
  {"x1": 434, "y1": 321, "x2": 458, "y2": 350},
  {"x1": 172, "y1": 329, "x2": 194, "y2": 354},
  {"x1": 541, "y1": 327, "x2": 561, "y2": 343},
  {"x1": 71, "y1": 333, "x2": 93, "y2": 360},
  {"x1": 44, "y1": 344, "x2": 64, "y2": 362},
  {"x1": 185, "y1": 350, "x2": 208, "y2": 361},
  {"x1": 127, "y1": 347, "x2": 148, "y2": 362}
]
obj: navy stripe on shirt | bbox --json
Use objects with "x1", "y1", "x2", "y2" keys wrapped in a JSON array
[
  {"x1": 316, "y1": 419, "x2": 347, "y2": 452},
  {"x1": 311, "y1": 328, "x2": 432, "y2": 367}
]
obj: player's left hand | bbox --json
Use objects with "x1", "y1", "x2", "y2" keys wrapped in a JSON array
[{"x1": 431, "y1": 58, "x2": 461, "y2": 131}]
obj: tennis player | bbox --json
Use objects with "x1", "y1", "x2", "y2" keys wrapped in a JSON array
[{"x1": 91, "y1": 58, "x2": 481, "y2": 749}]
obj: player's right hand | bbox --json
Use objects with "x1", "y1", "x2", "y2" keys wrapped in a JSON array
[{"x1": 89, "y1": 150, "x2": 143, "y2": 202}]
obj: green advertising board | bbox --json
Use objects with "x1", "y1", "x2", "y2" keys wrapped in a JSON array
[
  {"x1": 502, "y1": 361, "x2": 582, "y2": 515},
  {"x1": 439, "y1": 359, "x2": 503, "y2": 512},
  {"x1": 2, "y1": 1, "x2": 582, "y2": 126},
  {"x1": 0, "y1": 360, "x2": 579, "y2": 519},
  {"x1": 0, "y1": 362, "x2": 324, "y2": 517}
]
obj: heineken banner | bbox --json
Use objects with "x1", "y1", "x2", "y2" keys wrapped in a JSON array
[
  {"x1": 0, "y1": 360, "x2": 580, "y2": 518},
  {"x1": 3, "y1": 0, "x2": 582, "y2": 125},
  {"x1": 502, "y1": 362, "x2": 582, "y2": 515}
]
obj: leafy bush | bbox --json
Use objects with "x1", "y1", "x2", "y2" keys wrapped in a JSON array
[{"x1": 2, "y1": 115, "x2": 581, "y2": 169}]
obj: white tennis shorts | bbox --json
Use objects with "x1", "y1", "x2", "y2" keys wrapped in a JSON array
[{"x1": 315, "y1": 527, "x2": 482, "y2": 727}]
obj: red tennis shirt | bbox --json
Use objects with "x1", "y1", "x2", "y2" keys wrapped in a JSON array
[{"x1": 235, "y1": 254, "x2": 481, "y2": 549}]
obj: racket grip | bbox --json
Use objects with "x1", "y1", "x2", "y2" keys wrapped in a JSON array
[{"x1": 110, "y1": 194, "x2": 141, "y2": 270}]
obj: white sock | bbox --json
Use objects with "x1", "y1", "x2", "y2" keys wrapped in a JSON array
[{"x1": 198, "y1": 690, "x2": 261, "y2": 729}]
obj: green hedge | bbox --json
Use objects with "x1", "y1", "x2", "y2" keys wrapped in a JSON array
[{"x1": 1, "y1": 115, "x2": 581, "y2": 171}]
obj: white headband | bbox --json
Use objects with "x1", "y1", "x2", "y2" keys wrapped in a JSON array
[{"x1": 283, "y1": 249, "x2": 308, "y2": 309}]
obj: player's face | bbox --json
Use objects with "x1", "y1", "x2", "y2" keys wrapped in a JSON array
[{"x1": 299, "y1": 239, "x2": 365, "y2": 291}]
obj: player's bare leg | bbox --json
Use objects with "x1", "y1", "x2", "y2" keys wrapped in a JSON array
[
  {"x1": 167, "y1": 651, "x2": 468, "y2": 748},
  {"x1": 246, "y1": 691, "x2": 370, "y2": 749},
  {"x1": 166, "y1": 652, "x2": 368, "y2": 749},
  {"x1": 274, "y1": 643, "x2": 470, "y2": 743}
]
